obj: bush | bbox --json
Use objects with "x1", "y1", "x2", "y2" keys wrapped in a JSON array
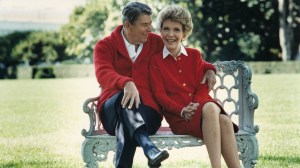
[{"x1": 33, "y1": 67, "x2": 56, "y2": 79}]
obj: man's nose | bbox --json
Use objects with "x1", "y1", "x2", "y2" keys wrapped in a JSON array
[{"x1": 147, "y1": 25, "x2": 152, "y2": 32}]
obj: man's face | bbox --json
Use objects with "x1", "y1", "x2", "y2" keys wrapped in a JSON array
[{"x1": 125, "y1": 14, "x2": 152, "y2": 44}]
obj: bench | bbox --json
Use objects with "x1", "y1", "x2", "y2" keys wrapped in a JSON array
[{"x1": 81, "y1": 60, "x2": 259, "y2": 168}]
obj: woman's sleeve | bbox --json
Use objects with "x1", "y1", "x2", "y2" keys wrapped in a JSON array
[
  {"x1": 203, "y1": 59, "x2": 216, "y2": 74},
  {"x1": 194, "y1": 53, "x2": 211, "y2": 103},
  {"x1": 94, "y1": 40, "x2": 132, "y2": 89},
  {"x1": 149, "y1": 58, "x2": 184, "y2": 116}
]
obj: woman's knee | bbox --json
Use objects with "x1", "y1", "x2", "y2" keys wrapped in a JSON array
[
  {"x1": 202, "y1": 102, "x2": 221, "y2": 119},
  {"x1": 219, "y1": 114, "x2": 233, "y2": 130}
]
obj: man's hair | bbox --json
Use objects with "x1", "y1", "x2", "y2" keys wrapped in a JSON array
[{"x1": 122, "y1": 2, "x2": 152, "y2": 24}]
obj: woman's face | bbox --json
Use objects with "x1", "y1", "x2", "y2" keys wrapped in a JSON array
[{"x1": 161, "y1": 19, "x2": 186, "y2": 55}]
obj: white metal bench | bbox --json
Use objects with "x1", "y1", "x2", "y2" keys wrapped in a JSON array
[{"x1": 81, "y1": 60, "x2": 259, "y2": 168}]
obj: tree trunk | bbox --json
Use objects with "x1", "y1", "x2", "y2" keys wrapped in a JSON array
[
  {"x1": 278, "y1": 0, "x2": 293, "y2": 61},
  {"x1": 296, "y1": 44, "x2": 300, "y2": 60}
]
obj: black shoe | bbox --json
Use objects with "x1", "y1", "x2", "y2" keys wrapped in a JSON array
[
  {"x1": 146, "y1": 147, "x2": 169, "y2": 166},
  {"x1": 148, "y1": 162, "x2": 161, "y2": 168}
]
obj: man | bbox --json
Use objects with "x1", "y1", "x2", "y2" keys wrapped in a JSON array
[{"x1": 93, "y1": 2, "x2": 216, "y2": 168}]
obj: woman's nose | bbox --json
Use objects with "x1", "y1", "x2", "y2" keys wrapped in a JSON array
[{"x1": 167, "y1": 30, "x2": 174, "y2": 36}]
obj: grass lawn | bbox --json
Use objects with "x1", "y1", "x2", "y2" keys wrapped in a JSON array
[{"x1": 0, "y1": 74, "x2": 299, "y2": 168}]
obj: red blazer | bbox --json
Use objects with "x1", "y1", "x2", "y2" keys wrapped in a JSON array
[
  {"x1": 149, "y1": 48, "x2": 219, "y2": 138},
  {"x1": 149, "y1": 48, "x2": 215, "y2": 116},
  {"x1": 94, "y1": 25, "x2": 216, "y2": 121}
]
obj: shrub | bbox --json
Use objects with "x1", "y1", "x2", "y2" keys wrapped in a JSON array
[{"x1": 33, "y1": 67, "x2": 56, "y2": 79}]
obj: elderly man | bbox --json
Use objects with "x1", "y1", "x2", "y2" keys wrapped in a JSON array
[{"x1": 93, "y1": 2, "x2": 216, "y2": 168}]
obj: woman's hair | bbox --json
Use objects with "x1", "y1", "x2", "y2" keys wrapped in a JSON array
[
  {"x1": 122, "y1": 2, "x2": 152, "y2": 24},
  {"x1": 156, "y1": 5, "x2": 193, "y2": 37}
]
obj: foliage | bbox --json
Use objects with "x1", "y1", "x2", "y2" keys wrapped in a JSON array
[
  {"x1": 59, "y1": 0, "x2": 109, "y2": 62},
  {"x1": 0, "y1": 31, "x2": 31, "y2": 78},
  {"x1": 11, "y1": 31, "x2": 66, "y2": 65},
  {"x1": 0, "y1": 0, "x2": 299, "y2": 75},
  {"x1": 0, "y1": 31, "x2": 31, "y2": 65},
  {"x1": 32, "y1": 66, "x2": 56, "y2": 79},
  {"x1": 198, "y1": 0, "x2": 281, "y2": 61},
  {"x1": 55, "y1": 0, "x2": 300, "y2": 62}
]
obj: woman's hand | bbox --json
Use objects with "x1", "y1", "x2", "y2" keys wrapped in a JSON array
[
  {"x1": 121, "y1": 81, "x2": 140, "y2": 109},
  {"x1": 182, "y1": 102, "x2": 199, "y2": 121}
]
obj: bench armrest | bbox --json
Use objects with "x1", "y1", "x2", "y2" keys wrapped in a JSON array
[{"x1": 82, "y1": 96, "x2": 100, "y2": 137}]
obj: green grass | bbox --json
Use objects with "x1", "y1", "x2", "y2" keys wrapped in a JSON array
[
  {"x1": 252, "y1": 74, "x2": 300, "y2": 168},
  {"x1": 0, "y1": 74, "x2": 299, "y2": 168}
]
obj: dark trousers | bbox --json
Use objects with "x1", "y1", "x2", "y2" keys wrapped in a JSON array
[{"x1": 101, "y1": 92, "x2": 161, "y2": 168}]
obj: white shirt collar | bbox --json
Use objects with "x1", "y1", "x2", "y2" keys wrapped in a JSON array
[
  {"x1": 162, "y1": 45, "x2": 188, "y2": 59},
  {"x1": 121, "y1": 28, "x2": 143, "y2": 62},
  {"x1": 121, "y1": 28, "x2": 131, "y2": 47}
]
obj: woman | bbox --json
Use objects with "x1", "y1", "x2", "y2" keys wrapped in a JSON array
[{"x1": 149, "y1": 5, "x2": 240, "y2": 168}]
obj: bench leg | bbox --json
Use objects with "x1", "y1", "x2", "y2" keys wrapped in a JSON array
[
  {"x1": 236, "y1": 134, "x2": 259, "y2": 168},
  {"x1": 81, "y1": 137, "x2": 116, "y2": 168}
]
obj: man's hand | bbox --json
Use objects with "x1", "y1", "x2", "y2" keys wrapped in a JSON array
[
  {"x1": 182, "y1": 102, "x2": 199, "y2": 121},
  {"x1": 201, "y1": 70, "x2": 216, "y2": 91},
  {"x1": 121, "y1": 81, "x2": 140, "y2": 109}
]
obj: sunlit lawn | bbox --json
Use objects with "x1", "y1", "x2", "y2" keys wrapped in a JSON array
[{"x1": 0, "y1": 74, "x2": 299, "y2": 168}]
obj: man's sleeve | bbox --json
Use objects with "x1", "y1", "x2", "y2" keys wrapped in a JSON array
[{"x1": 94, "y1": 40, "x2": 132, "y2": 90}]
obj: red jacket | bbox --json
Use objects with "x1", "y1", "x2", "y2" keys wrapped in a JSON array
[
  {"x1": 149, "y1": 48, "x2": 216, "y2": 116},
  {"x1": 149, "y1": 48, "x2": 218, "y2": 138},
  {"x1": 149, "y1": 48, "x2": 238, "y2": 138},
  {"x1": 94, "y1": 25, "x2": 164, "y2": 118},
  {"x1": 94, "y1": 25, "x2": 215, "y2": 121}
]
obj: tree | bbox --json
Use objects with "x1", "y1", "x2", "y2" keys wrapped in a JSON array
[
  {"x1": 199, "y1": 0, "x2": 282, "y2": 61},
  {"x1": 0, "y1": 31, "x2": 30, "y2": 65},
  {"x1": 60, "y1": 0, "x2": 108, "y2": 62},
  {"x1": 0, "y1": 31, "x2": 31, "y2": 78},
  {"x1": 59, "y1": 0, "x2": 299, "y2": 62},
  {"x1": 11, "y1": 31, "x2": 66, "y2": 65},
  {"x1": 278, "y1": 0, "x2": 300, "y2": 61}
]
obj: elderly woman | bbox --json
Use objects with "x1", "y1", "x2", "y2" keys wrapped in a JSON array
[{"x1": 149, "y1": 5, "x2": 240, "y2": 168}]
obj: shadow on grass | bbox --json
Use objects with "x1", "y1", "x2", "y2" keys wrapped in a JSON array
[
  {"x1": 1, "y1": 161, "x2": 64, "y2": 168},
  {"x1": 260, "y1": 155, "x2": 300, "y2": 164},
  {"x1": 0, "y1": 161, "x2": 49, "y2": 168}
]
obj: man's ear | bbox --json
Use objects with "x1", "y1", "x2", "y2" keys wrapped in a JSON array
[{"x1": 124, "y1": 21, "x2": 131, "y2": 29}]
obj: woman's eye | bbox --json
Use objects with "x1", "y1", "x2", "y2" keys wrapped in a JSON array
[{"x1": 163, "y1": 29, "x2": 170, "y2": 33}]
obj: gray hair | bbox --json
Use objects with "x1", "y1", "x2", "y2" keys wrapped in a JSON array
[
  {"x1": 122, "y1": 2, "x2": 152, "y2": 24},
  {"x1": 156, "y1": 5, "x2": 193, "y2": 37}
]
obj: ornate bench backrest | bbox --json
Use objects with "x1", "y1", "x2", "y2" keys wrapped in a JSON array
[{"x1": 212, "y1": 61, "x2": 259, "y2": 134}]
